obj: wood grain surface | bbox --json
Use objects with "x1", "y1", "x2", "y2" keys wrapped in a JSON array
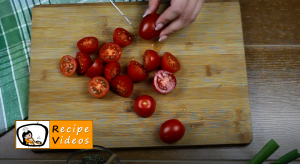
[
  {"x1": 1, "y1": 0, "x2": 300, "y2": 163},
  {"x1": 28, "y1": 1, "x2": 252, "y2": 148}
]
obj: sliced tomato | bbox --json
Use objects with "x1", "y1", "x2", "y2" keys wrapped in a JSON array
[
  {"x1": 77, "y1": 37, "x2": 98, "y2": 54},
  {"x1": 153, "y1": 70, "x2": 177, "y2": 94},
  {"x1": 88, "y1": 76, "x2": 109, "y2": 98},
  {"x1": 99, "y1": 43, "x2": 122, "y2": 63},
  {"x1": 103, "y1": 61, "x2": 121, "y2": 82},
  {"x1": 76, "y1": 52, "x2": 92, "y2": 74},
  {"x1": 111, "y1": 75, "x2": 134, "y2": 97},
  {"x1": 113, "y1": 28, "x2": 132, "y2": 47},
  {"x1": 143, "y1": 49, "x2": 160, "y2": 71},
  {"x1": 161, "y1": 52, "x2": 181, "y2": 73},
  {"x1": 85, "y1": 58, "x2": 103, "y2": 78},
  {"x1": 127, "y1": 60, "x2": 149, "y2": 83},
  {"x1": 59, "y1": 55, "x2": 78, "y2": 77}
]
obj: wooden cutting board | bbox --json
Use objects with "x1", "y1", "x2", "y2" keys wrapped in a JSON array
[{"x1": 29, "y1": 1, "x2": 252, "y2": 148}]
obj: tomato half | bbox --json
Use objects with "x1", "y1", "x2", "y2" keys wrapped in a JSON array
[
  {"x1": 153, "y1": 70, "x2": 177, "y2": 94},
  {"x1": 159, "y1": 119, "x2": 185, "y2": 144},
  {"x1": 143, "y1": 49, "x2": 160, "y2": 71},
  {"x1": 85, "y1": 58, "x2": 103, "y2": 78},
  {"x1": 99, "y1": 43, "x2": 122, "y2": 63},
  {"x1": 113, "y1": 28, "x2": 132, "y2": 47},
  {"x1": 103, "y1": 61, "x2": 121, "y2": 82},
  {"x1": 134, "y1": 95, "x2": 156, "y2": 118},
  {"x1": 139, "y1": 13, "x2": 162, "y2": 40},
  {"x1": 59, "y1": 55, "x2": 78, "y2": 77},
  {"x1": 127, "y1": 60, "x2": 149, "y2": 83},
  {"x1": 77, "y1": 37, "x2": 98, "y2": 54},
  {"x1": 76, "y1": 52, "x2": 92, "y2": 74},
  {"x1": 161, "y1": 52, "x2": 181, "y2": 73},
  {"x1": 111, "y1": 75, "x2": 134, "y2": 97},
  {"x1": 88, "y1": 76, "x2": 110, "y2": 98}
]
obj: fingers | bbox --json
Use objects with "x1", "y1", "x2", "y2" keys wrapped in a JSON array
[
  {"x1": 144, "y1": 0, "x2": 161, "y2": 17},
  {"x1": 154, "y1": 0, "x2": 187, "y2": 30},
  {"x1": 191, "y1": 0, "x2": 205, "y2": 20},
  {"x1": 158, "y1": 0, "x2": 199, "y2": 41}
]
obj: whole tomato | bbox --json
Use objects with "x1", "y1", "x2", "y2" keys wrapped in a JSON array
[
  {"x1": 134, "y1": 95, "x2": 156, "y2": 118},
  {"x1": 139, "y1": 13, "x2": 162, "y2": 40},
  {"x1": 159, "y1": 119, "x2": 185, "y2": 143}
]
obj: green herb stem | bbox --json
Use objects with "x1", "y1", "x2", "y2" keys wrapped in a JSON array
[{"x1": 248, "y1": 139, "x2": 280, "y2": 164}]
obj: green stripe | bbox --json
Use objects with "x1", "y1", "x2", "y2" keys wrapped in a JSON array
[
  {"x1": 24, "y1": 0, "x2": 32, "y2": 19},
  {"x1": 48, "y1": 0, "x2": 51, "y2": 4},
  {"x1": 10, "y1": 1, "x2": 30, "y2": 60},
  {"x1": 12, "y1": 0, "x2": 31, "y2": 39}
]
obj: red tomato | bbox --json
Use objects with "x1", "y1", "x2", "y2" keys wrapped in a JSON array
[
  {"x1": 161, "y1": 52, "x2": 181, "y2": 73},
  {"x1": 113, "y1": 28, "x2": 132, "y2": 47},
  {"x1": 88, "y1": 76, "x2": 110, "y2": 98},
  {"x1": 59, "y1": 55, "x2": 78, "y2": 77},
  {"x1": 159, "y1": 119, "x2": 185, "y2": 144},
  {"x1": 77, "y1": 37, "x2": 98, "y2": 54},
  {"x1": 134, "y1": 95, "x2": 156, "y2": 118},
  {"x1": 139, "y1": 13, "x2": 162, "y2": 40},
  {"x1": 127, "y1": 60, "x2": 149, "y2": 83},
  {"x1": 85, "y1": 58, "x2": 103, "y2": 78},
  {"x1": 153, "y1": 70, "x2": 177, "y2": 94},
  {"x1": 76, "y1": 52, "x2": 92, "y2": 74},
  {"x1": 103, "y1": 61, "x2": 121, "y2": 82},
  {"x1": 111, "y1": 75, "x2": 134, "y2": 97},
  {"x1": 143, "y1": 49, "x2": 160, "y2": 71},
  {"x1": 99, "y1": 43, "x2": 122, "y2": 63}
]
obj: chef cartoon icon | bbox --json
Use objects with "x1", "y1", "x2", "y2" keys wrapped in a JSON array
[{"x1": 22, "y1": 127, "x2": 42, "y2": 146}]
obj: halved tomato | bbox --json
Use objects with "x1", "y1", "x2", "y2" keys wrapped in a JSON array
[
  {"x1": 103, "y1": 61, "x2": 121, "y2": 82},
  {"x1": 153, "y1": 70, "x2": 177, "y2": 94},
  {"x1": 99, "y1": 43, "x2": 122, "y2": 63},
  {"x1": 77, "y1": 37, "x2": 98, "y2": 54},
  {"x1": 143, "y1": 49, "x2": 160, "y2": 71},
  {"x1": 76, "y1": 52, "x2": 92, "y2": 74},
  {"x1": 161, "y1": 52, "x2": 181, "y2": 73},
  {"x1": 127, "y1": 60, "x2": 149, "y2": 83},
  {"x1": 59, "y1": 55, "x2": 78, "y2": 77},
  {"x1": 113, "y1": 28, "x2": 132, "y2": 47},
  {"x1": 88, "y1": 76, "x2": 109, "y2": 98},
  {"x1": 85, "y1": 58, "x2": 103, "y2": 78},
  {"x1": 111, "y1": 75, "x2": 134, "y2": 97}
]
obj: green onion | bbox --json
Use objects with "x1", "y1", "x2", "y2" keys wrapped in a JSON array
[
  {"x1": 270, "y1": 149, "x2": 300, "y2": 164},
  {"x1": 248, "y1": 139, "x2": 280, "y2": 164}
]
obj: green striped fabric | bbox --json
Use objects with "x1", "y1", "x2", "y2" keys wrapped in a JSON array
[{"x1": 0, "y1": 0, "x2": 146, "y2": 135}]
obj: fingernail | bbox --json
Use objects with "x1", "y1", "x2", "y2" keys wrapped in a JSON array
[
  {"x1": 143, "y1": 8, "x2": 149, "y2": 17},
  {"x1": 155, "y1": 23, "x2": 163, "y2": 31},
  {"x1": 158, "y1": 35, "x2": 167, "y2": 42}
]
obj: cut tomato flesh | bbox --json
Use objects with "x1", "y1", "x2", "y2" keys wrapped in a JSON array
[
  {"x1": 134, "y1": 63, "x2": 146, "y2": 75},
  {"x1": 111, "y1": 66, "x2": 119, "y2": 77},
  {"x1": 118, "y1": 31, "x2": 131, "y2": 43},
  {"x1": 104, "y1": 46, "x2": 120, "y2": 59},
  {"x1": 61, "y1": 58, "x2": 74, "y2": 72},
  {"x1": 81, "y1": 38, "x2": 94, "y2": 47},
  {"x1": 91, "y1": 79, "x2": 107, "y2": 93},
  {"x1": 116, "y1": 81, "x2": 128, "y2": 95},
  {"x1": 167, "y1": 56, "x2": 178, "y2": 69}
]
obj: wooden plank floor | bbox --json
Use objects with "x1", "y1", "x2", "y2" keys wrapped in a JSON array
[{"x1": 1, "y1": 0, "x2": 300, "y2": 163}]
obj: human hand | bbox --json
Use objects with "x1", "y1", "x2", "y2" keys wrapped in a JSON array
[{"x1": 143, "y1": 0, "x2": 205, "y2": 42}]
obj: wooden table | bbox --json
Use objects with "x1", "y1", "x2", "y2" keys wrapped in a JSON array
[{"x1": 1, "y1": 0, "x2": 300, "y2": 163}]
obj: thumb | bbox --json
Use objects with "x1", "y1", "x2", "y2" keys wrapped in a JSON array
[{"x1": 144, "y1": 0, "x2": 161, "y2": 17}]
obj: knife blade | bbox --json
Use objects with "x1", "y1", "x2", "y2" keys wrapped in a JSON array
[{"x1": 109, "y1": 0, "x2": 135, "y2": 28}]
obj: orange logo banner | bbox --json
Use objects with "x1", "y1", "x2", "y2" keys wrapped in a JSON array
[{"x1": 50, "y1": 120, "x2": 93, "y2": 149}]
